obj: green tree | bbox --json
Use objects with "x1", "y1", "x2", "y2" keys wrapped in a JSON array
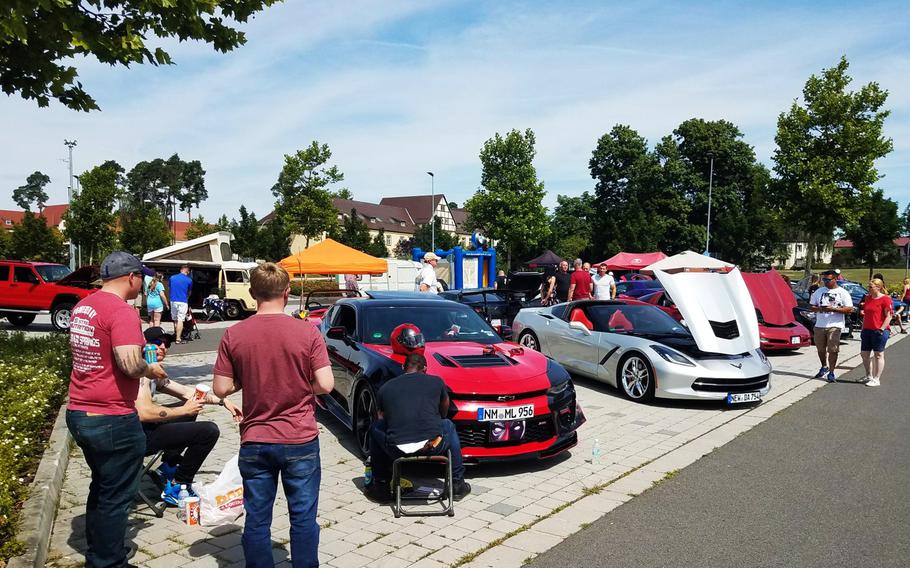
[
  {"x1": 447, "y1": 201, "x2": 459, "y2": 209},
  {"x1": 125, "y1": 154, "x2": 207, "y2": 226},
  {"x1": 901, "y1": 203, "x2": 910, "y2": 236},
  {"x1": 413, "y1": 217, "x2": 458, "y2": 253},
  {"x1": 271, "y1": 142, "x2": 342, "y2": 248},
  {"x1": 773, "y1": 57, "x2": 893, "y2": 274},
  {"x1": 119, "y1": 208, "x2": 171, "y2": 257},
  {"x1": 657, "y1": 118, "x2": 784, "y2": 268},
  {"x1": 255, "y1": 216, "x2": 290, "y2": 262},
  {"x1": 12, "y1": 171, "x2": 51, "y2": 211},
  {"x1": 0, "y1": 228, "x2": 12, "y2": 259},
  {"x1": 63, "y1": 164, "x2": 119, "y2": 264},
  {"x1": 465, "y1": 128, "x2": 549, "y2": 269},
  {"x1": 183, "y1": 215, "x2": 212, "y2": 241},
  {"x1": 9, "y1": 212, "x2": 66, "y2": 262},
  {"x1": 334, "y1": 188, "x2": 354, "y2": 200},
  {"x1": 393, "y1": 237, "x2": 415, "y2": 260},
  {"x1": 844, "y1": 190, "x2": 902, "y2": 279},
  {"x1": 366, "y1": 228, "x2": 389, "y2": 258},
  {"x1": 337, "y1": 209, "x2": 372, "y2": 252},
  {"x1": 215, "y1": 214, "x2": 231, "y2": 232},
  {"x1": 549, "y1": 192, "x2": 595, "y2": 261},
  {"x1": 1, "y1": 0, "x2": 277, "y2": 112},
  {"x1": 229, "y1": 206, "x2": 260, "y2": 259}
]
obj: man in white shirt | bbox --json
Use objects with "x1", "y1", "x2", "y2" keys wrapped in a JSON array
[
  {"x1": 592, "y1": 264, "x2": 616, "y2": 300},
  {"x1": 416, "y1": 252, "x2": 443, "y2": 294},
  {"x1": 809, "y1": 270, "x2": 854, "y2": 383}
]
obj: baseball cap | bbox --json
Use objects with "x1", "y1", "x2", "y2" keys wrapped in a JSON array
[
  {"x1": 144, "y1": 327, "x2": 175, "y2": 348},
  {"x1": 100, "y1": 251, "x2": 155, "y2": 280},
  {"x1": 423, "y1": 252, "x2": 441, "y2": 261}
]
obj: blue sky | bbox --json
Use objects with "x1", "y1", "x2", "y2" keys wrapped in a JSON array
[{"x1": 1, "y1": 0, "x2": 908, "y2": 221}]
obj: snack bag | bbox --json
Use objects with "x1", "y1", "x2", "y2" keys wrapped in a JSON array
[{"x1": 195, "y1": 455, "x2": 244, "y2": 526}]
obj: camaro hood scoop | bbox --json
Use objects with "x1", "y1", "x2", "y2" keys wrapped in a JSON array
[
  {"x1": 652, "y1": 266, "x2": 759, "y2": 355},
  {"x1": 436, "y1": 353, "x2": 514, "y2": 368}
]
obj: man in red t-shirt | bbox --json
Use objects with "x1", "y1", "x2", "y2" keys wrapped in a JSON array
[
  {"x1": 568, "y1": 258, "x2": 594, "y2": 300},
  {"x1": 66, "y1": 252, "x2": 167, "y2": 568},
  {"x1": 213, "y1": 263, "x2": 334, "y2": 568}
]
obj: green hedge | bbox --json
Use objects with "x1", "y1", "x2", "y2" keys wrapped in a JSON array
[{"x1": 0, "y1": 332, "x2": 71, "y2": 560}]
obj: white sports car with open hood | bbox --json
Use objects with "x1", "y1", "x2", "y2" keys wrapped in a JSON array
[{"x1": 511, "y1": 262, "x2": 772, "y2": 404}]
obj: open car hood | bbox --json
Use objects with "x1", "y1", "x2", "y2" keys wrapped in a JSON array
[
  {"x1": 652, "y1": 267, "x2": 759, "y2": 355},
  {"x1": 56, "y1": 265, "x2": 101, "y2": 288},
  {"x1": 741, "y1": 269, "x2": 798, "y2": 326}
]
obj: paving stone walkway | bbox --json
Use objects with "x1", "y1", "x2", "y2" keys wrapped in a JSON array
[{"x1": 46, "y1": 333, "x2": 895, "y2": 568}]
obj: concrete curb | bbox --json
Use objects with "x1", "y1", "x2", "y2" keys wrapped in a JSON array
[{"x1": 7, "y1": 404, "x2": 72, "y2": 568}]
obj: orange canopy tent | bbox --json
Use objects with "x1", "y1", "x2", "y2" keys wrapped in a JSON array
[{"x1": 278, "y1": 238, "x2": 387, "y2": 276}]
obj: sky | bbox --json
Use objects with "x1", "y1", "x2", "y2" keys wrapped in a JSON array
[{"x1": 1, "y1": 0, "x2": 908, "y2": 221}]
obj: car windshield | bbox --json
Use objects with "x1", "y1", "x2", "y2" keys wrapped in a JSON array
[
  {"x1": 362, "y1": 305, "x2": 501, "y2": 345},
  {"x1": 35, "y1": 264, "x2": 72, "y2": 282},
  {"x1": 841, "y1": 282, "x2": 868, "y2": 296},
  {"x1": 584, "y1": 304, "x2": 689, "y2": 336}
]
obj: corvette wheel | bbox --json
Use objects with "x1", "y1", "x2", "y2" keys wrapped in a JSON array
[
  {"x1": 518, "y1": 330, "x2": 540, "y2": 351},
  {"x1": 618, "y1": 354, "x2": 655, "y2": 402},
  {"x1": 354, "y1": 386, "x2": 377, "y2": 457}
]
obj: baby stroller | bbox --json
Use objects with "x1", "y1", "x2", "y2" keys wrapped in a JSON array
[{"x1": 181, "y1": 310, "x2": 201, "y2": 342}]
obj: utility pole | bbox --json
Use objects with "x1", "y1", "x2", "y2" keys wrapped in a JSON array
[
  {"x1": 427, "y1": 171, "x2": 435, "y2": 252},
  {"x1": 704, "y1": 156, "x2": 714, "y2": 256},
  {"x1": 64, "y1": 139, "x2": 77, "y2": 269}
]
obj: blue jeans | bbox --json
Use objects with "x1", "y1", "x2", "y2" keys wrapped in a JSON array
[
  {"x1": 238, "y1": 440, "x2": 321, "y2": 568},
  {"x1": 369, "y1": 418, "x2": 465, "y2": 483},
  {"x1": 66, "y1": 410, "x2": 146, "y2": 568}
]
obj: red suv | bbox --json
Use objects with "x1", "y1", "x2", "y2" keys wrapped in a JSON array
[{"x1": 0, "y1": 261, "x2": 100, "y2": 331}]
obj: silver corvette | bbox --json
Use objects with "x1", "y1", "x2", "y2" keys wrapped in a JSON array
[{"x1": 511, "y1": 300, "x2": 772, "y2": 403}]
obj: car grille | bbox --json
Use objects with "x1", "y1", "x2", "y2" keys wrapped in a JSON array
[
  {"x1": 455, "y1": 415, "x2": 555, "y2": 447},
  {"x1": 449, "y1": 389, "x2": 548, "y2": 401},
  {"x1": 449, "y1": 354, "x2": 513, "y2": 368},
  {"x1": 691, "y1": 374, "x2": 770, "y2": 393},
  {"x1": 709, "y1": 319, "x2": 740, "y2": 340}
]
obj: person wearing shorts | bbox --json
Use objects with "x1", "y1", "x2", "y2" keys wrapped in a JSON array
[
  {"x1": 809, "y1": 270, "x2": 853, "y2": 383},
  {"x1": 859, "y1": 278, "x2": 893, "y2": 387},
  {"x1": 145, "y1": 272, "x2": 169, "y2": 328},
  {"x1": 169, "y1": 265, "x2": 193, "y2": 343}
]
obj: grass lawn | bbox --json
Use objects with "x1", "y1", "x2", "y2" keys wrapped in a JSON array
[{"x1": 780, "y1": 268, "x2": 910, "y2": 295}]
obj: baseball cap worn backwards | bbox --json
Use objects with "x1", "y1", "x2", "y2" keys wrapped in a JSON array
[{"x1": 100, "y1": 251, "x2": 155, "y2": 280}]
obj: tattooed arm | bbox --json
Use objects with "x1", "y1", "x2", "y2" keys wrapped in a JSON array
[
  {"x1": 113, "y1": 345, "x2": 168, "y2": 380},
  {"x1": 135, "y1": 378, "x2": 203, "y2": 423}
]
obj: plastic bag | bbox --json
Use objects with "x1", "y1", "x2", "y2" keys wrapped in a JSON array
[{"x1": 196, "y1": 455, "x2": 244, "y2": 526}]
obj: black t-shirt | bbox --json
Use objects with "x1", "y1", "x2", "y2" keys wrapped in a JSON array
[
  {"x1": 554, "y1": 272, "x2": 572, "y2": 302},
  {"x1": 495, "y1": 275, "x2": 507, "y2": 289},
  {"x1": 377, "y1": 372, "x2": 447, "y2": 445}
]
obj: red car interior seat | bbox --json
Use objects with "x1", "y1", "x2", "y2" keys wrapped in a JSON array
[
  {"x1": 569, "y1": 308, "x2": 594, "y2": 331},
  {"x1": 608, "y1": 309, "x2": 633, "y2": 331}
]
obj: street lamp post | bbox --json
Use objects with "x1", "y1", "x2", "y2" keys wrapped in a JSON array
[
  {"x1": 426, "y1": 171, "x2": 435, "y2": 252},
  {"x1": 704, "y1": 156, "x2": 714, "y2": 256},
  {"x1": 64, "y1": 139, "x2": 77, "y2": 269}
]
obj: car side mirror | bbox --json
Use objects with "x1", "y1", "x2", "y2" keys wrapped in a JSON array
[
  {"x1": 569, "y1": 320, "x2": 592, "y2": 335},
  {"x1": 327, "y1": 326, "x2": 347, "y2": 340}
]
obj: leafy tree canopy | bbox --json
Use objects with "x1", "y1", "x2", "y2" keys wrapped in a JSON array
[
  {"x1": 229, "y1": 206, "x2": 260, "y2": 260},
  {"x1": 413, "y1": 217, "x2": 458, "y2": 253},
  {"x1": 465, "y1": 128, "x2": 549, "y2": 269},
  {"x1": 0, "y1": 226, "x2": 11, "y2": 259},
  {"x1": 9, "y1": 212, "x2": 66, "y2": 262},
  {"x1": 549, "y1": 192, "x2": 595, "y2": 261},
  {"x1": 125, "y1": 154, "x2": 207, "y2": 220},
  {"x1": 12, "y1": 171, "x2": 50, "y2": 211},
  {"x1": 183, "y1": 215, "x2": 213, "y2": 241},
  {"x1": 271, "y1": 141, "x2": 342, "y2": 247},
  {"x1": 367, "y1": 228, "x2": 389, "y2": 258},
  {"x1": 335, "y1": 209, "x2": 372, "y2": 253},
  {"x1": 63, "y1": 164, "x2": 120, "y2": 264},
  {"x1": 844, "y1": 189, "x2": 902, "y2": 279},
  {"x1": 1, "y1": 0, "x2": 277, "y2": 111},
  {"x1": 255, "y1": 214, "x2": 290, "y2": 262},
  {"x1": 119, "y1": 208, "x2": 171, "y2": 257}
]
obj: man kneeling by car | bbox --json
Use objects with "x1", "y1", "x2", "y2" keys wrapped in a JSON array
[{"x1": 365, "y1": 347, "x2": 470, "y2": 502}]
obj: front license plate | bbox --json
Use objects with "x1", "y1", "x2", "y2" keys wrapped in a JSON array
[
  {"x1": 790, "y1": 336, "x2": 801, "y2": 344},
  {"x1": 727, "y1": 392, "x2": 761, "y2": 404},
  {"x1": 477, "y1": 404, "x2": 534, "y2": 422}
]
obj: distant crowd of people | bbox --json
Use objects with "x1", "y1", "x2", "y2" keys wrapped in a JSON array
[{"x1": 539, "y1": 258, "x2": 617, "y2": 305}]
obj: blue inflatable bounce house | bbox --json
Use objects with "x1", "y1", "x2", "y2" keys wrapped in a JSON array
[{"x1": 412, "y1": 232, "x2": 497, "y2": 289}]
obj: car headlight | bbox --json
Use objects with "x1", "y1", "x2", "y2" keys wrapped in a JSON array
[
  {"x1": 756, "y1": 349, "x2": 769, "y2": 366},
  {"x1": 548, "y1": 381, "x2": 570, "y2": 395},
  {"x1": 546, "y1": 359, "x2": 572, "y2": 395},
  {"x1": 651, "y1": 345, "x2": 695, "y2": 367}
]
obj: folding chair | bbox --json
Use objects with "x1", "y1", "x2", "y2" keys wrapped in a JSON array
[
  {"x1": 137, "y1": 451, "x2": 167, "y2": 518},
  {"x1": 203, "y1": 297, "x2": 227, "y2": 321},
  {"x1": 391, "y1": 449, "x2": 455, "y2": 518}
]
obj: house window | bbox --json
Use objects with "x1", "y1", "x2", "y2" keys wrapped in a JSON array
[
  {"x1": 385, "y1": 235, "x2": 391, "y2": 245},
  {"x1": 796, "y1": 244, "x2": 803, "y2": 253}
]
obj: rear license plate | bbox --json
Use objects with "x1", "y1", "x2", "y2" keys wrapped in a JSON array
[
  {"x1": 790, "y1": 336, "x2": 801, "y2": 344},
  {"x1": 477, "y1": 404, "x2": 534, "y2": 422},
  {"x1": 490, "y1": 318, "x2": 502, "y2": 327},
  {"x1": 727, "y1": 392, "x2": 761, "y2": 404}
]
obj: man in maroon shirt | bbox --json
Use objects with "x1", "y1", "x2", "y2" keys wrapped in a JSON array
[
  {"x1": 66, "y1": 252, "x2": 167, "y2": 568},
  {"x1": 214, "y1": 263, "x2": 334, "y2": 568},
  {"x1": 568, "y1": 258, "x2": 594, "y2": 301}
]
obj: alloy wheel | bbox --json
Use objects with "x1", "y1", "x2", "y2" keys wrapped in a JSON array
[{"x1": 620, "y1": 355, "x2": 652, "y2": 400}]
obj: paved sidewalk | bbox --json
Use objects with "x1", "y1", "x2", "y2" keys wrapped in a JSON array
[{"x1": 46, "y1": 334, "x2": 895, "y2": 568}]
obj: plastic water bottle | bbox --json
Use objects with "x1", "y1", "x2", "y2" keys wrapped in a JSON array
[
  {"x1": 364, "y1": 457, "x2": 373, "y2": 486},
  {"x1": 591, "y1": 439, "x2": 601, "y2": 464},
  {"x1": 176, "y1": 484, "x2": 189, "y2": 520}
]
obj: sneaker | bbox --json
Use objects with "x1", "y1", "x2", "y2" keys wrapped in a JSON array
[
  {"x1": 826, "y1": 372, "x2": 836, "y2": 383},
  {"x1": 160, "y1": 481, "x2": 196, "y2": 506},
  {"x1": 453, "y1": 480, "x2": 472, "y2": 500},
  {"x1": 866, "y1": 378, "x2": 881, "y2": 387},
  {"x1": 814, "y1": 367, "x2": 829, "y2": 379},
  {"x1": 859, "y1": 376, "x2": 871, "y2": 384},
  {"x1": 364, "y1": 481, "x2": 392, "y2": 503},
  {"x1": 155, "y1": 461, "x2": 178, "y2": 484}
]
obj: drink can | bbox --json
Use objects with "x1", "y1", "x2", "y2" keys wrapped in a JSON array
[
  {"x1": 185, "y1": 496, "x2": 200, "y2": 526},
  {"x1": 143, "y1": 344, "x2": 158, "y2": 364},
  {"x1": 194, "y1": 384, "x2": 211, "y2": 401}
]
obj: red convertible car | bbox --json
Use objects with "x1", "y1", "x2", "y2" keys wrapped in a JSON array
[
  {"x1": 742, "y1": 270, "x2": 811, "y2": 350},
  {"x1": 311, "y1": 291, "x2": 585, "y2": 462}
]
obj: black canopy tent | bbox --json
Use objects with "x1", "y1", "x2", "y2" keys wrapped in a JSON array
[{"x1": 525, "y1": 250, "x2": 564, "y2": 267}]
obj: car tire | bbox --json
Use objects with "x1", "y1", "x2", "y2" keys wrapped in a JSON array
[
  {"x1": 51, "y1": 303, "x2": 74, "y2": 332},
  {"x1": 517, "y1": 330, "x2": 541, "y2": 351},
  {"x1": 225, "y1": 301, "x2": 242, "y2": 320},
  {"x1": 353, "y1": 385, "x2": 378, "y2": 458},
  {"x1": 617, "y1": 353, "x2": 656, "y2": 402},
  {"x1": 6, "y1": 313, "x2": 37, "y2": 328}
]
